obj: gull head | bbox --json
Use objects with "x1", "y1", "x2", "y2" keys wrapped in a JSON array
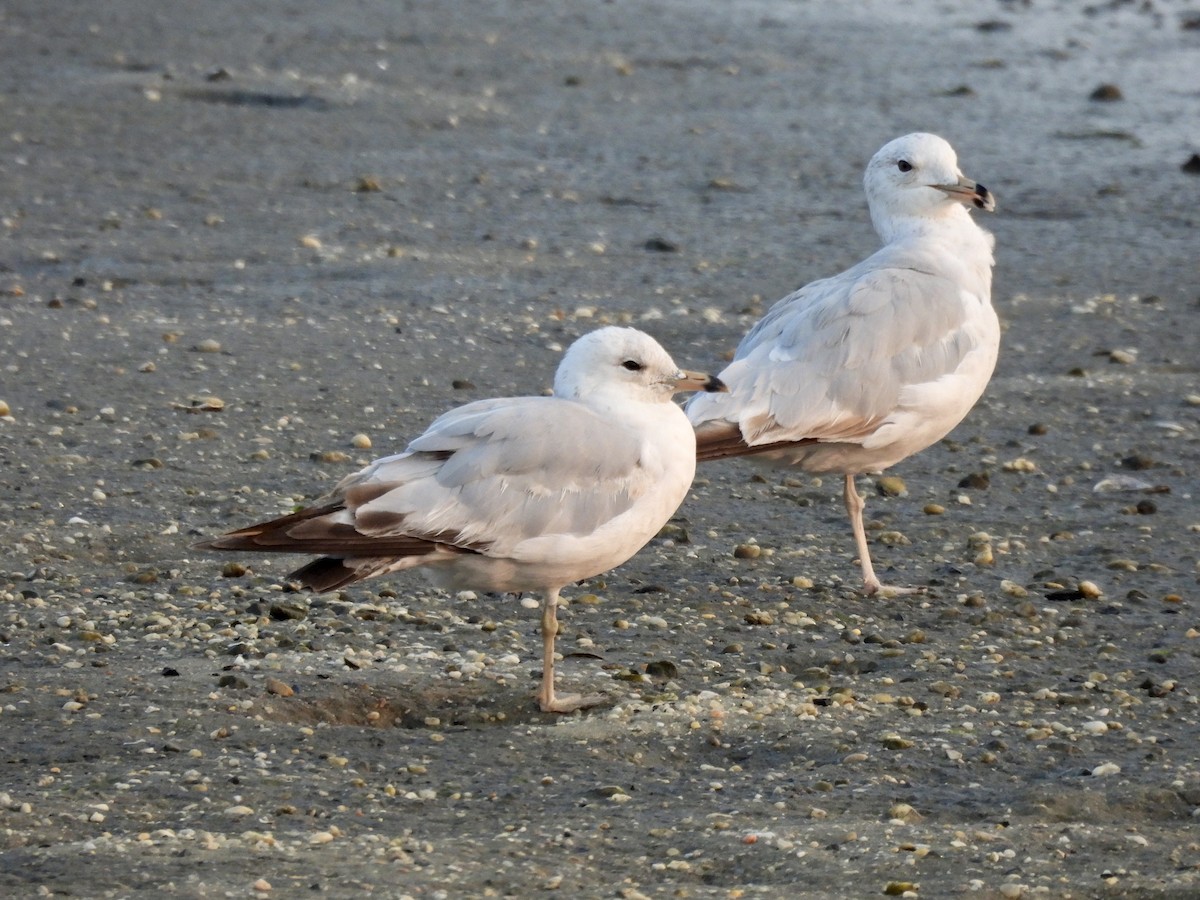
[
  {"x1": 554, "y1": 326, "x2": 726, "y2": 403},
  {"x1": 864, "y1": 133, "x2": 995, "y2": 238}
]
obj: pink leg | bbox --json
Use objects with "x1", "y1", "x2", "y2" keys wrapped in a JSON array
[
  {"x1": 536, "y1": 589, "x2": 605, "y2": 713},
  {"x1": 844, "y1": 474, "x2": 922, "y2": 597}
]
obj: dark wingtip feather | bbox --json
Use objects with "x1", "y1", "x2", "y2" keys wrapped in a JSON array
[{"x1": 287, "y1": 557, "x2": 363, "y2": 593}]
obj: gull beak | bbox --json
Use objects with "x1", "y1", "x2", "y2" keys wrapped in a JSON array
[
  {"x1": 934, "y1": 175, "x2": 996, "y2": 212},
  {"x1": 674, "y1": 370, "x2": 727, "y2": 394}
]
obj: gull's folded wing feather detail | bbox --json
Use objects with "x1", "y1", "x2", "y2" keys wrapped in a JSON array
[{"x1": 694, "y1": 258, "x2": 983, "y2": 450}]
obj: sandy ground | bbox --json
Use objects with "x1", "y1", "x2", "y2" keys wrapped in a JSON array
[{"x1": 1, "y1": 0, "x2": 1199, "y2": 897}]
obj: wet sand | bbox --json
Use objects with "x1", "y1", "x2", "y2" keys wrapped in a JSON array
[{"x1": 1, "y1": 1, "x2": 1198, "y2": 896}]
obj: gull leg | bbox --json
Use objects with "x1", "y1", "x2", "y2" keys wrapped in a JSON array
[
  {"x1": 844, "y1": 474, "x2": 922, "y2": 598},
  {"x1": 536, "y1": 589, "x2": 605, "y2": 713}
]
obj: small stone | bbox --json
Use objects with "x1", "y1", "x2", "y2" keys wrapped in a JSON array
[
  {"x1": 311, "y1": 450, "x2": 351, "y2": 463},
  {"x1": 1081, "y1": 720, "x2": 1108, "y2": 735},
  {"x1": 1089, "y1": 83, "x2": 1123, "y2": 101},
  {"x1": 644, "y1": 236, "x2": 680, "y2": 253},
  {"x1": 1078, "y1": 580, "x2": 1102, "y2": 599},
  {"x1": 0, "y1": 400, "x2": 9, "y2": 417},
  {"x1": 791, "y1": 575, "x2": 814, "y2": 589},
  {"x1": 1000, "y1": 580, "x2": 1029, "y2": 598},
  {"x1": 1091, "y1": 762, "x2": 1121, "y2": 777},
  {"x1": 876, "y1": 475, "x2": 907, "y2": 497},
  {"x1": 1121, "y1": 453, "x2": 1155, "y2": 470},
  {"x1": 657, "y1": 522, "x2": 690, "y2": 543},
  {"x1": 1109, "y1": 349, "x2": 1137, "y2": 365},
  {"x1": 929, "y1": 681, "x2": 960, "y2": 699},
  {"x1": 645, "y1": 660, "x2": 678, "y2": 680},
  {"x1": 350, "y1": 433, "x2": 372, "y2": 449},
  {"x1": 1182, "y1": 154, "x2": 1200, "y2": 175},
  {"x1": 221, "y1": 562, "x2": 248, "y2": 578},
  {"x1": 957, "y1": 472, "x2": 990, "y2": 490},
  {"x1": 299, "y1": 234, "x2": 322, "y2": 249},
  {"x1": 744, "y1": 610, "x2": 773, "y2": 626},
  {"x1": 889, "y1": 804, "x2": 922, "y2": 825},
  {"x1": 922, "y1": 503, "x2": 945, "y2": 515},
  {"x1": 881, "y1": 734, "x2": 915, "y2": 751},
  {"x1": 1002, "y1": 457, "x2": 1037, "y2": 473},
  {"x1": 1028, "y1": 423, "x2": 1048, "y2": 435},
  {"x1": 269, "y1": 603, "x2": 307, "y2": 621},
  {"x1": 193, "y1": 339, "x2": 222, "y2": 354},
  {"x1": 733, "y1": 543, "x2": 761, "y2": 559},
  {"x1": 253, "y1": 879, "x2": 272, "y2": 893},
  {"x1": 310, "y1": 831, "x2": 335, "y2": 844},
  {"x1": 265, "y1": 678, "x2": 294, "y2": 698},
  {"x1": 225, "y1": 805, "x2": 255, "y2": 817}
]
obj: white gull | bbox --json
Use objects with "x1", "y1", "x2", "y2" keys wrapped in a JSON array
[
  {"x1": 200, "y1": 326, "x2": 725, "y2": 711},
  {"x1": 688, "y1": 133, "x2": 998, "y2": 595}
]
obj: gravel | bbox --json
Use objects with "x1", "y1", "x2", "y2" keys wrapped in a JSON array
[{"x1": 1, "y1": 0, "x2": 1198, "y2": 896}]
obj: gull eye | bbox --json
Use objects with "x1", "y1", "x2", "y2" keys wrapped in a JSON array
[
  {"x1": 896, "y1": 159, "x2": 913, "y2": 173},
  {"x1": 621, "y1": 359, "x2": 643, "y2": 372}
]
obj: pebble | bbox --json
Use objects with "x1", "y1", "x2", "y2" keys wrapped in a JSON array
[
  {"x1": 1078, "y1": 580, "x2": 1102, "y2": 599},
  {"x1": 351, "y1": 433, "x2": 372, "y2": 449},
  {"x1": 1001, "y1": 457, "x2": 1037, "y2": 473},
  {"x1": 1091, "y1": 762, "x2": 1121, "y2": 777},
  {"x1": 193, "y1": 339, "x2": 222, "y2": 354},
  {"x1": 733, "y1": 543, "x2": 761, "y2": 559},
  {"x1": 311, "y1": 450, "x2": 351, "y2": 464},
  {"x1": 876, "y1": 475, "x2": 907, "y2": 497},
  {"x1": 922, "y1": 503, "x2": 945, "y2": 515},
  {"x1": 0, "y1": 400, "x2": 9, "y2": 417}
]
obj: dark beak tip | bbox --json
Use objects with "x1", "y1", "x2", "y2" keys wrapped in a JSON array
[{"x1": 707, "y1": 376, "x2": 729, "y2": 393}]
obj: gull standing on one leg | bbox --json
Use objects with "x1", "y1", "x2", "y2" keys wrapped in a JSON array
[
  {"x1": 688, "y1": 133, "x2": 999, "y2": 596},
  {"x1": 200, "y1": 327, "x2": 725, "y2": 712}
]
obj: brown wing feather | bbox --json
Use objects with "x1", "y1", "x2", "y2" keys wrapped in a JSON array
[
  {"x1": 196, "y1": 500, "x2": 489, "y2": 559},
  {"x1": 286, "y1": 557, "x2": 367, "y2": 593},
  {"x1": 694, "y1": 422, "x2": 818, "y2": 463}
]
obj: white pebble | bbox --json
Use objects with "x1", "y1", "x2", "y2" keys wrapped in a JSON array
[
  {"x1": 1091, "y1": 762, "x2": 1121, "y2": 777},
  {"x1": 1081, "y1": 720, "x2": 1109, "y2": 735}
]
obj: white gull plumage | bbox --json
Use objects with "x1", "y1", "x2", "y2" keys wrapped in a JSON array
[
  {"x1": 688, "y1": 132, "x2": 998, "y2": 595},
  {"x1": 200, "y1": 326, "x2": 725, "y2": 712}
]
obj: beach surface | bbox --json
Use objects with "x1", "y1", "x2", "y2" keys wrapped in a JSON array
[{"x1": 1, "y1": 1, "x2": 1198, "y2": 896}]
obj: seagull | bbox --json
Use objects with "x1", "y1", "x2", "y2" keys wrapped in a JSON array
[
  {"x1": 198, "y1": 326, "x2": 725, "y2": 712},
  {"x1": 687, "y1": 133, "x2": 998, "y2": 596}
]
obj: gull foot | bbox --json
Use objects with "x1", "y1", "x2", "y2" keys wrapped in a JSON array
[
  {"x1": 538, "y1": 691, "x2": 608, "y2": 714},
  {"x1": 864, "y1": 579, "x2": 928, "y2": 599}
]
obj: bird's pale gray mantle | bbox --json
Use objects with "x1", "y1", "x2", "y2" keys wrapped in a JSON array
[
  {"x1": 200, "y1": 327, "x2": 725, "y2": 713},
  {"x1": 688, "y1": 132, "x2": 998, "y2": 596}
]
